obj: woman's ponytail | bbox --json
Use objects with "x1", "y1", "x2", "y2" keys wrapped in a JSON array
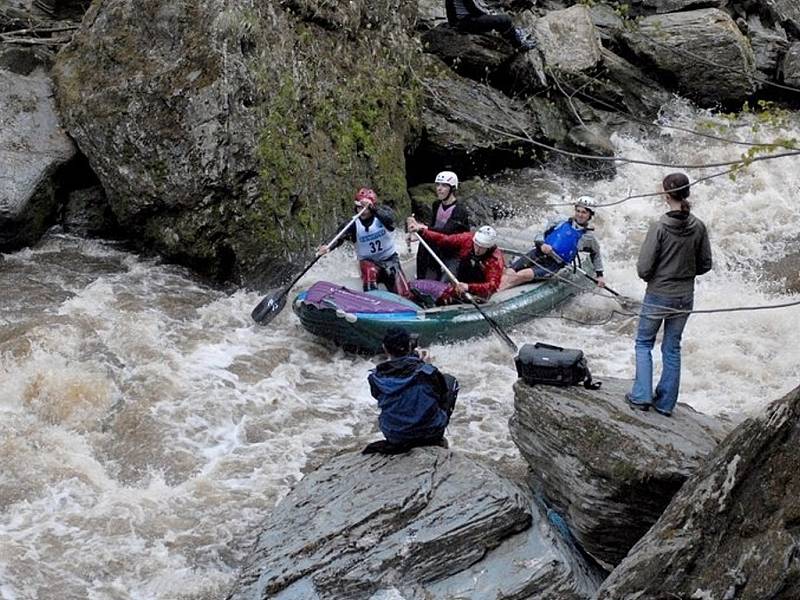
[{"x1": 662, "y1": 172, "x2": 692, "y2": 212}]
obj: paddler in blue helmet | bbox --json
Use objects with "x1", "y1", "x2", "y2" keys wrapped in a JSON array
[{"x1": 499, "y1": 196, "x2": 606, "y2": 290}]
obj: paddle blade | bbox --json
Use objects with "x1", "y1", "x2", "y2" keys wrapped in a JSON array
[{"x1": 251, "y1": 290, "x2": 288, "y2": 324}]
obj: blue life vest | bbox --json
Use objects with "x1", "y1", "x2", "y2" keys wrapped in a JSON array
[{"x1": 544, "y1": 219, "x2": 586, "y2": 264}]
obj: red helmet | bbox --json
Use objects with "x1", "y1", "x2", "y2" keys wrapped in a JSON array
[{"x1": 354, "y1": 187, "x2": 377, "y2": 206}]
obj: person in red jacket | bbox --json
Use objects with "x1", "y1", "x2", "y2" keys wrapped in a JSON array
[{"x1": 407, "y1": 218, "x2": 504, "y2": 305}]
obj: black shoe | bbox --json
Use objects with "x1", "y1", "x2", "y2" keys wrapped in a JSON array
[
  {"x1": 362, "y1": 440, "x2": 410, "y2": 455},
  {"x1": 436, "y1": 436, "x2": 449, "y2": 449},
  {"x1": 654, "y1": 407, "x2": 673, "y2": 417},
  {"x1": 511, "y1": 27, "x2": 537, "y2": 51},
  {"x1": 625, "y1": 393, "x2": 651, "y2": 411}
]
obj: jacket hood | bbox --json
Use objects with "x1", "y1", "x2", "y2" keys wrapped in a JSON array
[
  {"x1": 370, "y1": 355, "x2": 427, "y2": 394},
  {"x1": 660, "y1": 211, "x2": 698, "y2": 237}
]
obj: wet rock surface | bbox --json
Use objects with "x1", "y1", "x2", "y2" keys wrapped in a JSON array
[
  {"x1": 412, "y1": 64, "x2": 553, "y2": 178},
  {"x1": 623, "y1": 8, "x2": 758, "y2": 107},
  {"x1": 61, "y1": 185, "x2": 118, "y2": 238},
  {"x1": 763, "y1": 233, "x2": 800, "y2": 293},
  {"x1": 52, "y1": 0, "x2": 419, "y2": 287},
  {"x1": 226, "y1": 449, "x2": 604, "y2": 600},
  {"x1": 782, "y1": 42, "x2": 800, "y2": 87},
  {"x1": 597, "y1": 384, "x2": 800, "y2": 600},
  {"x1": 509, "y1": 377, "x2": 731, "y2": 569},
  {"x1": 535, "y1": 5, "x2": 603, "y2": 75},
  {"x1": 0, "y1": 69, "x2": 75, "y2": 250}
]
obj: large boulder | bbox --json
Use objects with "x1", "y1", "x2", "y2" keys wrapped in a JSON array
[
  {"x1": 0, "y1": 69, "x2": 76, "y2": 250},
  {"x1": 623, "y1": 8, "x2": 758, "y2": 107},
  {"x1": 509, "y1": 377, "x2": 731, "y2": 569},
  {"x1": 641, "y1": 0, "x2": 727, "y2": 12},
  {"x1": 0, "y1": 0, "x2": 89, "y2": 22},
  {"x1": 782, "y1": 42, "x2": 800, "y2": 86},
  {"x1": 226, "y1": 449, "x2": 604, "y2": 599},
  {"x1": 408, "y1": 61, "x2": 565, "y2": 181},
  {"x1": 597, "y1": 384, "x2": 800, "y2": 600},
  {"x1": 0, "y1": 46, "x2": 53, "y2": 76},
  {"x1": 762, "y1": 233, "x2": 800, "y2": 293},
  {"x1": 421, "y1": 25, "x2": 554, "y2": 98},
  {"x1": 595, "y1": 48, "x2": 673, "y2": 117},
  {"x1": 421, "y1": 25, "x2": 516, "y2": 83},
  {"x1": 747, "y1": 13, "x2": 790, "y2": 77},
  {"x1": 62, "y1": 185, "x2": 119, "y2": 238},
  {"x1": 416, "y1": 0, "x2": 446, "y2": 31},
  {"x1": 757, "y1": 0, "x2": 800, "y2": 39},
  {"x1": 53, "y1": 0, "x2": 420, "y2": 288},
  {"x1": 543, "y1": 46, "x2": 672, "y2": 121},
  {"x1": 535, "y1": 5, "x2": 603, "y2": 75},
  {"x1": 588, "y1": 3, "x2": 625, "y2": 44}
]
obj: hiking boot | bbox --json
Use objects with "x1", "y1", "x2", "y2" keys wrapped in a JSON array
[
  {"x1": 654, "y1": 407, "x2": 673, "y2": 417},
  {"x1": 625, "y1": 393, "x2": 651, "y2": 411},
  {"x1": 362, "y1": 440, "x2": 410, "y2": 455},
  {"x1": 511, "y1": 27, "x2": 537, "y2": 51},
  {"x1": 436, "y1": 436, "x2": 449, "y2": 449}
]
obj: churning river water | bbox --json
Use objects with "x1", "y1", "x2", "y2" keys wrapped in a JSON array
[{"x1": 1, "y1": 104, "x2": 799, "y2": 599}]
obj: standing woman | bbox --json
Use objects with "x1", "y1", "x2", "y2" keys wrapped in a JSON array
[{"x1": 626, "y1": 173, "x2": 713, "y2": 416}]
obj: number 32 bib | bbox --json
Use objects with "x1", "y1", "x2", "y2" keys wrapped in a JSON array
[{"x1": 355, "y1": 218, "x2": 396, "y2": 261}]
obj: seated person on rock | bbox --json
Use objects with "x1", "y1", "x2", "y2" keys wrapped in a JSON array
[
  {"x1": 415, "y1": 170, "x2": 471, "y2": 281},
  {"x1": 407, "y1": 218, "x2": 505, "y2": 305},
  {"x1": 363, "y1": 327, "x2": 459, "y2": 455},
  {"x1": 445, "y1": 0, "x2": 536, "y2": 51},
  {"x1": 499, "y1": 196, "x2": 606, "y2": 291},
  {"x1": 318, "y1": 187, "x2": 411, "y2": 297}
]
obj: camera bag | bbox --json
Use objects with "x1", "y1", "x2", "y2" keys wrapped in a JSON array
[{"x1": 515, "y1": 342, "x2": 601, "y2": 389}]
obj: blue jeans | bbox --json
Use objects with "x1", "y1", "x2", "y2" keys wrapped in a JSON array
[{"x1": 629, "y1": 292, "x2": 693, "y2": 413}]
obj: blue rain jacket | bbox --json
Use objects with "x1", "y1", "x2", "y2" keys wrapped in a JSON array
[{"x1": 368, "y1": 355, "x2": 449, "y2": 444}]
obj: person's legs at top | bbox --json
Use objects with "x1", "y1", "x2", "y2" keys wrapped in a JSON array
[
  {"x1": 628, "y1": 293, "x2": 667, "y2": 407},
  {"x1": 653, "y1": 294, "x2": 693, "y2": 416},
  {"x1": 360, "y1": 260, "x2": 379, "y2": 291},
  {"x1": 457, "y1": 14, "x2": 536, "y2": 50},
  {"x1": 457, "y1": 13, "x2": 513, "y2": 36}
]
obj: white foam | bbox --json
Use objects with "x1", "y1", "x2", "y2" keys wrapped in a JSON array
[{"x1": 1, "y1": 104, "x2": 799, "y2": 598}]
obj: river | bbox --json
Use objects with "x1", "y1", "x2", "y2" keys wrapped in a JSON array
[{"x1": 1, "y1": 103, "x2": 799, "y2": 599}]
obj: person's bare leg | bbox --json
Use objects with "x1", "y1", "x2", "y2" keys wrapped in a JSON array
[{"x1": 499, "y1": 267, "x2": 534, "y2": 291}]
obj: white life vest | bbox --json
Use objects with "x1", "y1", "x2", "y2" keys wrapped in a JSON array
[{"x1": 355, "y1": 217, "x2": 396, "y2": 261}]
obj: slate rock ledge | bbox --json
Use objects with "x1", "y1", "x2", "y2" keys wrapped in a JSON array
[
  {"x1": 226, "y1": 448, "x2": 604, "y2": 600},
  {"x1": 510, "y1": 377, "x2": 731, "y2": 569},
  {"x1": 597, "y1": 383, "x2": 800, "y2": 600}
]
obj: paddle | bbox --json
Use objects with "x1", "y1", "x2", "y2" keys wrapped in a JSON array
[
  {"x1": 548, "y1": 249, "x2": 626, "y2": 299},
  {"x1": 251, "y1": 207, "x2": 367, "y2": 325},
  {"x1": 413, "y1": 231, "x2": 519, "y2": 353}
]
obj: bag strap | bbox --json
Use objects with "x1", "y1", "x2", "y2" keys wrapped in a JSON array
[
  {"x1": 583, "y1": 366, "x2": 602, "y2": 390},
  {"x1": 534, "y1": 342, "x2": 563, "y2": 351}
]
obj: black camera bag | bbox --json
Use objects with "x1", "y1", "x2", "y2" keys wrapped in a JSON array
[{"x1": 515, "y1": 342, "x2": 601, "y2": 389}]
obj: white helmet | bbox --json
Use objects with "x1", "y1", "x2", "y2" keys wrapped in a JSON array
[
  {"x1": 575, "y1": 195, "x2": 597, "y2": 214},
  {"x1": 435, "y1": 170, "x2": 459, "y2": 189},
  {"x1": 473, "y1": 225, "x2": 497, "y2": 248}
]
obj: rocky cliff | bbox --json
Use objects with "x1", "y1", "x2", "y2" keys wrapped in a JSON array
[{"x1": 52, "y1": 0, "x2": 420, "y2": 287}]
